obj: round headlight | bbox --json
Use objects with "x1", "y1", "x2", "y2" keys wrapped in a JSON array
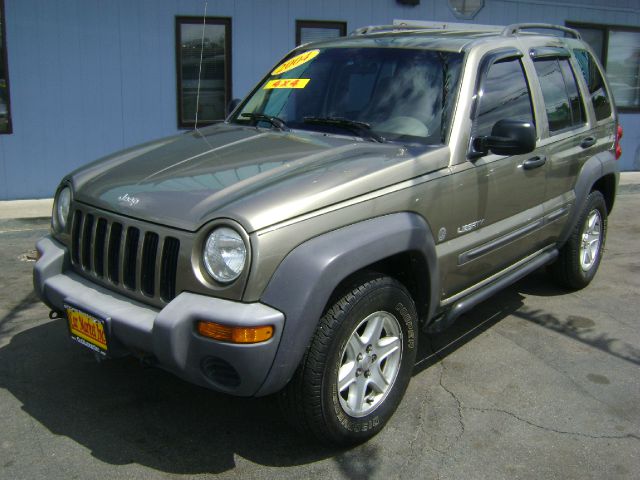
[
  {"x1": 56, "y1": 187, "x2": 72, "y2": 231},
  {"x1": 203, "y1": 227, "x2": 247, "y2": 283}
]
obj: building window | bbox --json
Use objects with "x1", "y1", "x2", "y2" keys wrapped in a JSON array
[
  {"x1": 0, "y1": 0, "x2": 12, "y2": 134},
  {"x1": 448, "y1": 0, "x2": 484, "y2": 20},
  {"x1": 176, "y1": 17, "x2": 231, "y2": 128},
  {"x1": 296, "y1": 20, "x2": 346, "y2": 46},
  {"x1": 567, "y1": 22, "x2": 640, "y2": 112}
]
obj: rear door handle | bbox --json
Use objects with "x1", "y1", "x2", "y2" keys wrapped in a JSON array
[
  {"x1": 581, "y1": 136, "x2": 597, "y2": 149},
  {"x1": 522, "y1": 155, "x2": 547, "y2": 170}
]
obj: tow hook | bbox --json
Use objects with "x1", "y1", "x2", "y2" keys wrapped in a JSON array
[{"x1": 49, "y1": 310, "x2": 63, "y2": 320}]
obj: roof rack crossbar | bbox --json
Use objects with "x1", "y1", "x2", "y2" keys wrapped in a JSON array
[
  {"x1": 349, "y1": 24, "x2": 432, "y2": 36},
  {"x1": 351, "y1": 22, "x2": 501, "y2": 36},
  {"x1": 502, "y1": 23, "x2": 581, "y2": 39}
]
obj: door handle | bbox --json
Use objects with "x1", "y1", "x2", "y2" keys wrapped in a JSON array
[
  {"x1": 522, "y1": 155, "x2": 547, "y2": 170},
  {"x1": 580, "y1": 136, "x2": 597, "y2": 149}
]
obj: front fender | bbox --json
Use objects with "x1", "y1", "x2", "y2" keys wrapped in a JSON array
[{"x1": 255, "y1": 212, "x2": 438, "y2": 396}]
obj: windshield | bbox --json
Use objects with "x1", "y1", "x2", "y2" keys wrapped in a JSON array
[{"x1": 232, "y1": 47, "x2": 463, "y2": 145}]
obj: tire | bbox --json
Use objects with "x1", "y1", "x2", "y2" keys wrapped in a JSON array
[
  {"x1": 551, "y1": 190, "x2": 607, "y2": 290},
  {"x1": 279, "y1": 275, "x2": 418, "y2": 445}
]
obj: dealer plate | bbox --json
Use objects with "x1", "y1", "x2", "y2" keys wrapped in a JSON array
[{"x1": 65, "y1": 305, "x2": 108, "y2": 356}]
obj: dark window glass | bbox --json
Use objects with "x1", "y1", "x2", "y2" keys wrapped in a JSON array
[
  {"x1": 559, "y1": 58, "x2": 586, "y2": 126},
  {"x1": 533, "y1": 58, "x2": 586, "y2": 133},
  {"x1": 0, "y1": 0, "x2": 11, "y2": 134},
  {"x1": 473, "y1": 58, "x2": 534, "y2": 139},
  {"x1": 176, "y1": 17, "x2": 231, "y2": 128},
  {"x1": 296, "y1": 21, "x2": 346, "y2": 46},
  {"x1": 573, "y1": 49, "x2": 612, "y2": 121},
  {"x1": 571, "y1": 25, "x2": 605, "y2": 62},
  {"x1": 234, "y1": 48, "x2": 463, "y2": 145}
]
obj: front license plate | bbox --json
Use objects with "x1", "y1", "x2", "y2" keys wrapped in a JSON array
[{"x1": 65, "y1": 305, "x2": 108, "y2": 356}]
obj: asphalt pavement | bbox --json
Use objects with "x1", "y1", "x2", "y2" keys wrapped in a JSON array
[{"x1": 0, "y1": 188, "x2": 639, "y2": 479}]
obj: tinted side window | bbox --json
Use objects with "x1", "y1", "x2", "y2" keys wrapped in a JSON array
[
  {"x1": 473, "y1": 58, "x2": 534, "y2": 139},
  {"x1": 559, "y1": 59, "x2": 586, "y2": 126},
  {"x1": 533, "y1": 58, "x2": 586, "y2": 133},
  {"x1": 573, "y1": 49, "x2": 612, "y2": 121}
]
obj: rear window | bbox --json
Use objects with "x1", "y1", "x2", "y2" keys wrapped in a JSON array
[{"x1": 573, "y1": 49, "x2": 612, "y2": 121}]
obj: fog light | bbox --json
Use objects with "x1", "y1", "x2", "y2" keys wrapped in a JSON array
[{"x1": 197, "y1": 321, "x2": 274, "y2": 344}]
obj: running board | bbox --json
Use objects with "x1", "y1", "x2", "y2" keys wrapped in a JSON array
[{"x1": 427, "y1": 248, "x2": 559, "y2": 333}]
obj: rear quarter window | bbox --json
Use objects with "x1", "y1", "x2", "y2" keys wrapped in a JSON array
[{"x1": 573, "y1": 49, "x2": 612, "y2": 121}]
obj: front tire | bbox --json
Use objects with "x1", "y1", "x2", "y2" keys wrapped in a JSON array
[
  {"x1": 279, "y1": 275, "x2": 418, "y2": 445},
  {"x1": 552, "y1": 190, "x2": 608, "y2": 289}
]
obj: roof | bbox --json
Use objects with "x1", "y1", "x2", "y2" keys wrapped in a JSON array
[{"x1": 299, "y1": 23, "x2": 580, "y2": 54}]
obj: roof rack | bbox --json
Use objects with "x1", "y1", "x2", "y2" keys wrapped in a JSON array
[
  {"x1": 350, "y1": 22, "x2": 581, "y2": 40},
  {"x1": 501, "y1": 23, "x2": 581, "y2": 39},
  {"x1": 350, "y1": 24, "x2": 425, "y2": 36},
  {"x1": 350, "y1": 21, "x2": 500, "y2": 36}
]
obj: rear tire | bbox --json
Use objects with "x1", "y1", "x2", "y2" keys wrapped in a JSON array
[
  {"x1": 278, "y1": 275, "x2": 418, "y2": 445},
  {"x1": 551, "y1": 191, "x2": 607, "y2": 290}
]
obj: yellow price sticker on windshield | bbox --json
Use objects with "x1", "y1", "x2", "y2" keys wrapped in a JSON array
[
  {"x1": 264, "y1": 78, "x2": 310, "y2": 89},
  {"x1": 272, "y1": 50, "x2": 320, "y2": 75}
]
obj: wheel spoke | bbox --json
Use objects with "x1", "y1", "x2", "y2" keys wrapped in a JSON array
[
  {"x1": 362, "y1": 314, "x2": 385, "y2": 344},
  {"x1": 376, "y1": 336, "x2": 401, "y2": 362},
  {"x1": 368, "y1": 364, "x2": 389, "y2": 393},
  {"x1": 338, "y1": 361, "x2": 357, "y2": 392},
  {"x1": 348, "y1": 331, "x2": 366, "y2": 355},
  {"x1": 348, "y1": 377, "x2": 368, "y2": 412}
]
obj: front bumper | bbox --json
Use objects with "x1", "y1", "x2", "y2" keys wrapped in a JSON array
[{"x1": 33, "y1": 235, "x2": 284, "y2": 396}]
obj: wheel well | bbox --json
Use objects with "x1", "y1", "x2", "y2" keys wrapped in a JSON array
[
  {"x1": 325, "y1": 251, "x2": 430, "y2": 321},
  {"x1": 591, "y1": 174, "x2": 616, "y2": 213}
]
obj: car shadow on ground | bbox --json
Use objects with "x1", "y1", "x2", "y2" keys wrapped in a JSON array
[{"x1": 0, "y1": 270, "x2": 635, "y2": 475}]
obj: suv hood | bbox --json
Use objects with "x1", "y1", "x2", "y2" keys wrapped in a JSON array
[{"x1": 71, "y1": 123, "x2": 447, "y2": 232}]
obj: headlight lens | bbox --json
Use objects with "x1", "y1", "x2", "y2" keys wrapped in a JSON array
[
  {"x1": 56, "y1": 187, "x2": 72, "y2": 231},
  {"x1": 203, "y1": 227, "x2": 247, "y2": 283}
]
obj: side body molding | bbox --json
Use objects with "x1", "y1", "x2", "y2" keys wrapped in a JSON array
[
  {"x1": 256, "y1": 212, "x2": 439, "y2": 396},
  {"x1": 558, "y1": 151, "x2": 619, "y2": 245}
]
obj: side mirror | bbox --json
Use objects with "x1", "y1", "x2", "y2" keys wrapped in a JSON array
[
  {"x1": 471, "y1": 119, "x2": 536, "y2": 158},
  {"x1": 226, "y1": 98, "x2": 241, "y2": 117}
]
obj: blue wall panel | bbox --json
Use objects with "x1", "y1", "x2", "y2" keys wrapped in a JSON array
[{"x1": 0, "y1": 0, "x2": 639, "y2": 200}]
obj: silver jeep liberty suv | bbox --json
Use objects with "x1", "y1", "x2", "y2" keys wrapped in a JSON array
[{"x1": 34, "y1": 22, "x2": 620, "y2": 444}]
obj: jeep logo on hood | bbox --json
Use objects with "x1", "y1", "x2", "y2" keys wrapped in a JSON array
[{"x1": 117, "y1": 193, "x2": 140, "y2": 207}]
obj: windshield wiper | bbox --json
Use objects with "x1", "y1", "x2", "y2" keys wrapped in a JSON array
[
  {"x1": 240, "y1": 113, "x2": 289, "y2": 132},
  {"x1": 303, "y1": 116, "x2": 385, "y2": 143}
]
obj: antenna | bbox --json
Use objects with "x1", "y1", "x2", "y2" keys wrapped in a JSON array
[{"x1": 194, "y1": 0, "x2": 213, "y2": 147}]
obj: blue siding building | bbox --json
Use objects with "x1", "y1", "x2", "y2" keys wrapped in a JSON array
[{"x1": 0, "y1": 0, "x2": 639, "y2": 200}]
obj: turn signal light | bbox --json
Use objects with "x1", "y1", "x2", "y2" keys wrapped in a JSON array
[{"x1": 197, "y1": 321, "x2": 274, "y2": 344}]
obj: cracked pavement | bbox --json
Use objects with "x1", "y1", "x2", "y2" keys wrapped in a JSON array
[{"x1": 1, "y1": 190, "x2": 639, "y2": 479}]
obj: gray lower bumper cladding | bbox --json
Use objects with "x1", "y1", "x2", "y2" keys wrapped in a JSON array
[{"x1": 33, "y1": 236, "x2": 285, "y2": 396}]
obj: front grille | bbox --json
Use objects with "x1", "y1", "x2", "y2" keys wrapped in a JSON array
[{"x1": 70, "y1": 208, "x2": 181, "y2": 303}]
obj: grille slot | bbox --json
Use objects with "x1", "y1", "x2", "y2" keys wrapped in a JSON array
[
  {"x1": 81, "y1": 214, "x2": 94, "y2": 270},
  {"x1": 141, "y1": 232, "x2": 159, "y2": 296},
  {"x1": 108, "y1": 222, "x2": 123, "y2": 284},
  {"x1": 160, "y1": 237, "x2": 180, "y2": 302},
  {"x1": 69, "y1": 208, "x2": 180, "y2": 304},
  {"x1": 94, "y1": 218, "x2": 107, "y2": 278},
  {"x1": 123, "y1": 227, "x2": 140, "y2": 290}
]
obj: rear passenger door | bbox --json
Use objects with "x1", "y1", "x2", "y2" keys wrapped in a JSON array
[{"x1": 529, "y1": 48, "x2": 610, "y2": 243}]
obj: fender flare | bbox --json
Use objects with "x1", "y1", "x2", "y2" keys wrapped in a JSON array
[
  {"x1": 559, "y1": 152, "x2": 619, "y2": 245},
  {"x1": 255, "y1": 212, "x2": 439, "y2": 396}
]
